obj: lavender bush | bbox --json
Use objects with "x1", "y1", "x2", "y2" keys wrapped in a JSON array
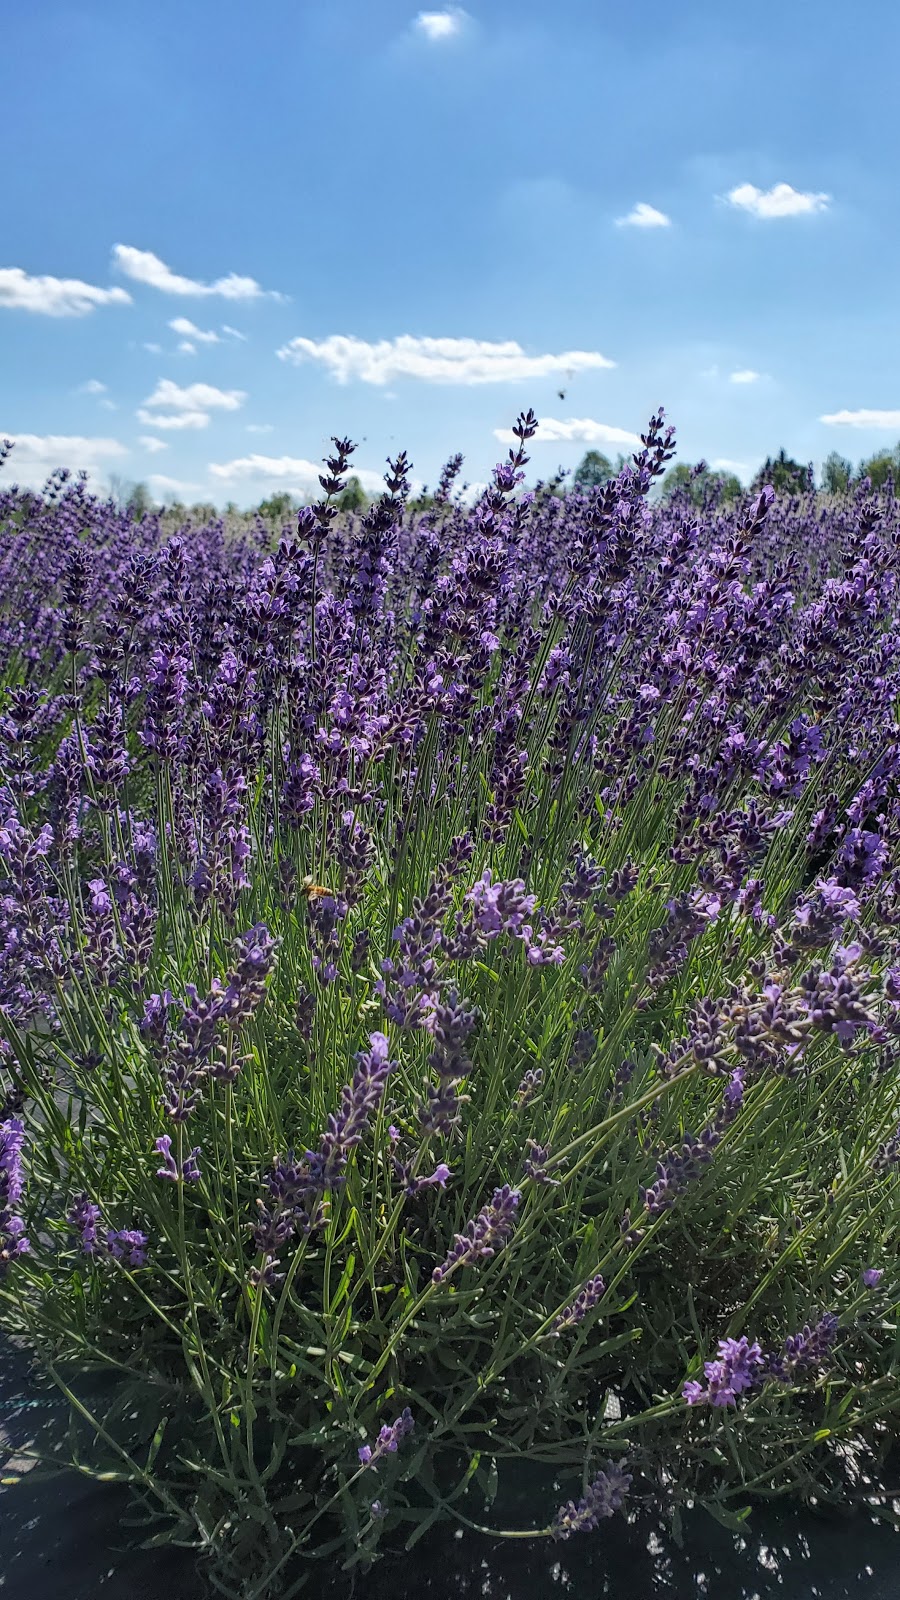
[{"x1": 0, "y1": 418, "x2": 899, "y2": 1593}]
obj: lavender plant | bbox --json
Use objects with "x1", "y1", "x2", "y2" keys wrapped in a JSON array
[{"x1": 0, "y1": 415, "x2": 899, "y2": 1595}]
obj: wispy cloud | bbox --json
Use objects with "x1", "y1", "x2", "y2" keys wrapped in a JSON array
[
  {"x1": 820, "y1": 408, "x2": 900, "y2": 429},
  {"x1": 77, "y1": 379, "x2": 108, "y2": 395},
  {"x1": 277, "y1": 334, "x2": 615, "y2": 385},
  {"x1": 710, "y1": 457, "x2": 749, "y2": 474},
  {"x1": 138, "y1": 379, "x2": 246, "y2": 434},
  {"x1": 135, "y1": 409, "x2": 209, "y2": 430},
  {"x1": 725, "y1": 182, "x2": 830, "y2": 219},
  {"x1": 178, "y1": 342, "x2": 196, "y2": 355},
  {"x1": 138, "y1": 436, "x2": 169, "y2": 454},
  {"x1": 0, "y1": 432, "x2": 127, "y2": 488},
  {"x1": 413, "y1": 7, "x2": 469, "y2": 41},
  {"x1": 209, "y1": 453, "x2": 388, "y2": 496},
  {"x1": 246, "y1": 423, "x2": 274, "y2": 434},
  {"x1": 147, "y1": 473, "x2": 205, "y2": 495},
  {"x1": 113, "y1": 244, "x2": 283, "y2": 301},
  {"x1": 494, "y1": 416, "x2": 640, "y2": 447},
  {"x1": 0, "y1": 266, "x2": 131, "y2": 317},
  {"x1": 729, "y1": 369, "x2": 762, "y2": 384},
  {"x1": 615, "y1": 202, "x2": 671, "y2": 229},
  {"x1": 143, "y1": 341, "x2": 163, "y2": 354},
  {"x1": 169, "y1": 316, "x2": 221, "y2": 344},
  {"x1": 222, "y1": 325, "x2": 248, "y2": 342}
]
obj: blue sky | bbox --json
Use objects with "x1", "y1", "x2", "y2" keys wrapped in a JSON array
[{"x1": 3, "y1": 0, "x2": 900, "y2": 503}]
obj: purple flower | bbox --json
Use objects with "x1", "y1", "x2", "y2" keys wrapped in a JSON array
[
  {"x1": 684, "y1": 1313, "x2": 840, "y2": 1407},
  {"x1": 155, "y1": 1134, "x2": 201, "y2": 1184},
  {"x1": 155, "y1": 1134, "x2": 178, "y2": 1181},
  {"x1": 682, "y1": 1336, "x2": 765, "y2": 1408},
  {"x1": 140, "y1": 990, "x2": 175, "y2": 1048},
  {"x1": 358, "y1": 1407, "x2": 414, "y2": 1468},
  {"x1": 432, "y1": 1183, "x2": 520, "y2": 1282},
  {"x1": 0, "y1": 1116, "x2": 29, "y2": 1268},
  {"x1": 551, "y1": 1462, "x2": 632, "y2": 1539},
  {"x1": 106, "y1": 1228, "x2": 149, "y2": 1268},
  {"x1": 862, "y1": 1267, "x2": 883, "y2": 1288},
  {"x1": 302, "y1": 1032, "x2": 397, "y2": 1194},
  {"x1": 466, "y1": 871, "x2": 536, "y2": 938},
  {"x1": 550, "y1": 1274, "x2": 606, "y2": 1336},
  {"x1": 68, "y1": 1193, "x2": 102, "y2": 1255}
]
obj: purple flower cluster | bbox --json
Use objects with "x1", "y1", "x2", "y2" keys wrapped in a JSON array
[
  {"x1": 0, "y1": 1117, "x2": 29, "y2": 1270},
  {"x1": 551, "y1": 1461, "x2": 632, "y2": 1539},
  {"x1": 432, "y1": 1183, "x2": 520, "y2": 1282},
  {"x1": 358, "y1": 1406, "x2": 414, "y2": 1468},
  {"x1": 67, "y1": 1194, "x2": 149, "y2": 1268},
  {"x1": 253, "y1": 1033, "x2": 396, "y2": 1271},
  {"x1": 639, "y1": 1068, "x2": 744, "y2": 1215},
  {"x1": 549, "y1": 1274, "x2": 606, "y2": 1336},
  {"x1": 684, "y1": 1312, "x2": 839, "y2": 1407}
]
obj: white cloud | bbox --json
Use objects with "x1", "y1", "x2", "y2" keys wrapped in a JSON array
[
  {"x1": 209, "y1": 453, "x2": 388, "y2": 497},
  {"x1": 494, "y1": 416, "x2": 641, "y2": 447},
  {"x1": 169, "y1": 316, "x2": 221, "y2": 344},
  {"x1": 246, "y1": 422, "x2": 274, "y2": 434},
  {"x1": 147, "y1": 474, "x2": 204, "y2": 494},
  {"x1": 616, "y1": 202, "x2": 671, "y2": 229},
  {"x1": 820, "y1": 408, "x2": 900, "y2": 429},
  {"x1": 138, "y1": 435, "x2": 169, "y2": 454},
  {"x1": 141, "y1": 379, "x2": 246, "y2": 414},
  {"x1": 222, "y1": 324, "x2": 248, "y2": 341},
  {"x1": 136, "y1": 408, "x2": 210, "y2": 430},
  {"x1": 0, "y1": 266, "x2": 131, "y2": 317},
  {"x1": 277, "y1": 333, "x2": 615, "y2": 385},
  {"x1": 0, "y1": 432, "x2": 127, "y2": 488},
  {"x1": 725, "y1": 182, "x2": 830, "y2": 219},
  {"x1": 77, "y1": 379, "x2": 108, "y2": 395},
  {"x1": 414, "y1": 6, "x2": 469, "y2": 40},
  {"x1": 710, "y1": 457, "x2": 749, "y2": 473},
  {"x1": 178, "y1": 341, "x2": 197, "y2": 354},
  {"x1": 113, "y1": 244, "x2": 282, "y2": 301},
  {"x1": 729, "y1": 369, "x2": 762, "y2": 384},
  {"x1": 143, "y1": 341, "x2": 163, "y2": 354}
]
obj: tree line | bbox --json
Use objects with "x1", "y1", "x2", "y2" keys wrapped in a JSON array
[{"x1": 109, "y1": 443, "x2": 900, "y2": 523}]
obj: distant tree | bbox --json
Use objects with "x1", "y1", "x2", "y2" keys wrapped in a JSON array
[
  {"x1": 751, "y1": 449, "x2": 810, "y2": 495},
  {"x1": 572, "y1": 450, "x2": 613, "y2": 491},
  {"x1": 189, "y1": 502, "x2": 218, "y2": 521},
  {"x1": 820, "y1": 451, "x2": 853, "y2": 495},
  {"x1": 257, "y1": 491, "x2": 296, "y2": 520},
  {"x1": 660, "y1": 463, "x2": 695, "y2": 500},
  {"x1": 710, "y1": 471, "x2": 743, "y2": 504},
  {"x1": 126, "y1": 481, "x2": 154, "y2": 518},
  {"x1": 660, "y1": 462, "x2": 741, "y2": 507},
  {"x1": 858, "y1": 443, "x2": 900, "y2": 492},
  {"x1": 337, "y1": 475, "x2": 369, "y2": 513}
]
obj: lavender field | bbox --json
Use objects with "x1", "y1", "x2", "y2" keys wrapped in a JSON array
[{"x1": 1, "y1": 412, "x2": 899, "y2": 1597}]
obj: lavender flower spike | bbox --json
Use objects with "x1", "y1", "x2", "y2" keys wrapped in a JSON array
[
  {"x1": 550, "y1": 1274, "x2": 606, "y2": 1336},
  {"x1": 683, "y1": 1335, "x2": 765, "y2": 1407},
  {"x1": 303, "y1": 1031, "x2": 397, "y2": 1194},
  {"x1": 551, "y1": 1461, "x2": 632, "y2": 1539},
  {"x1": 358, "y1": 1407, "x2": 414, "y2": 1467},
  {"x1": 68, "y1": 1193, "x2": 103, "y2": 1256},
  {"x1": 0, "y1": 1116, "x2": 29, "y2": 1269},
  {"x1": 155, "y1": 1134, "x2": 202, "y2": 1184},
  {"x1": 432, "y1": 1184, "x2": 520, "y2": 1282},
  {"x1": 106, "y1": 1228, "x2": 149, "y2": 1268}
]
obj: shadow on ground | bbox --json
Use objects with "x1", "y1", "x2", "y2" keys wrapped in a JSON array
[{"x1": 2, "y1": 1339, "x2": 898, "y2": 1600}]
